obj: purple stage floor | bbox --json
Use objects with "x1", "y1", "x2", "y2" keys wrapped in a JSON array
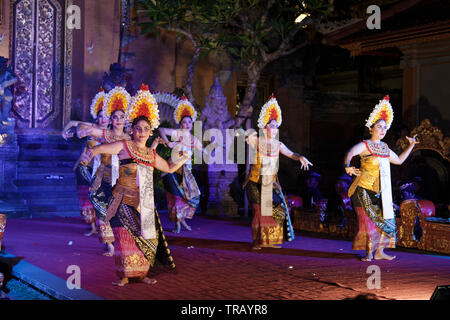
[{"x1": 1, "y1": 212, "x2": 449, "y2": 300}]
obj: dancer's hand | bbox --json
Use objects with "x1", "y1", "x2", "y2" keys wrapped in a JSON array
[
  {"x1": 299, "y1": 156, "x2": 313, "y2": 171},
  {"x1": 150, "y1": 137, "x2": 163, "y2": 150},
  {"x1": 62, "y1": 129, "x2": 74, "y2": 140},
  {"x1": 167, "y1": 141, "x2": 176, "y2": 149},
  {"x1": 406, "y1": 134, "x2": 419, "y2": 146},
  {"x1": 80, "y1": 149, "x2": 94, "y2": 165},
  {"x1": 345, "y1": 166, "x2": 361, "y2": 176},
  {"x1": 76, "y1": 124, "x2": 93, "y2": 139}
]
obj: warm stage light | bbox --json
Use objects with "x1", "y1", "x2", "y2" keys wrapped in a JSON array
[{"x1": 295, "y1": 13, "x2": 309, "y2": 24}]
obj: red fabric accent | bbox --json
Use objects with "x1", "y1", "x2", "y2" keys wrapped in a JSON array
[
  {"x1": 417, "y1": 200, "x2": 435, "y2": 217},
  {"x1": 112, "y1": 226, "x2": 150, "y2": 279},
  {"x1": 166, "y1": 191, "x2": 195, "y2": 223},
  {"x1": 352, "y1": 207, "x2": 394, "y2": 252},
  {"x1": 250, "y1": 204, "x2": 282, "y2": 245},
  {"x1": 77, "y1": 185, "x2": 93, "y2": 210},
  {"x1": 96, "y1": 218, "x2": 115, "y2": 244},
  {"x1": 287, "y1": 195, "x2": 303, "y2": 208}
]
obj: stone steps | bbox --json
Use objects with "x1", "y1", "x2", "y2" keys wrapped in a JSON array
[{"x1": 15, "y1": 134, "x2": 84, "y2": 218}]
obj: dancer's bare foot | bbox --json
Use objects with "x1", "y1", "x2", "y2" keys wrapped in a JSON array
[
  {"x1": 84, "y1": 228, "x2": 97, "y2": 237},
  {"x1": 181, "y1": 221, "x2": 191, "y2": 231},
  {"x1": 361, "y1": 252, "x2": 374, "y2": 261},
  {"x1": 103, "y1": 243, "x2": 114, "y2": 257},
  {"x1": 374, "y1": 249, "x2": 396, "y2": 260},
  {"x1": 140, "y1": 277, "x2": 157, "y2": 285},
  {"x1": 251, "y1": 245, "x2": 262, "y2": 250},
  {"x1": 112, "y1": 278, "x2": 129, "y2": 286},
  {"x1": 172, "y1": 222, "x2": 181, "y2": 234},
  {"x1": 262, "y1": 244, "x2": 281, "y2": 249}
]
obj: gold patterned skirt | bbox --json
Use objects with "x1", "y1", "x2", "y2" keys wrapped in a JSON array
[
  {"x1": 109, "y1": 203, "x2": 175, "y2": 279},
  {"x1": 351, "y1": 187, "x2": 396, "y2": 252},
  {"x1": 246, "y1": 181, "x2": 288, "y2": 246}
]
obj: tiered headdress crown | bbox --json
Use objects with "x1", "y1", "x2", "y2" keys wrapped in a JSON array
[
  {"x1": 257, "y1": 94, "x2": 282, "y2": 129},
  {"x1": 128, "y1": 84, "x2": 160, "y2": 130},
  {"x1": 173, "y1": 95, "x2": 197, "y2": 124},
  {"x1": 90, "y1": 88, "x2": 105, "y2": 119},
  {"x1": 365, "y1": 95, "x2": 394, "y2": 129}
]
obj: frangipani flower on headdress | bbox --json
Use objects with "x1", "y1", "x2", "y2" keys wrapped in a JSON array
[
  {"x1": 128, "y1": 84, "x2": 160, "y2": 130},
  {"x1": 90, "y1": 88, "x2": 105, "y2": 119},
  {"x1": 104, "y1": 85, "x2": 131, "y2": 118},
  {"x1": 173, "y1": 95, "x2": 197, "y2": 124},
  {"x1": 365, "y1": 95, "x2": 394, "y2": 129},
  {"x1": 257, "y1": 94, "x2": 282, "y2": 129}
]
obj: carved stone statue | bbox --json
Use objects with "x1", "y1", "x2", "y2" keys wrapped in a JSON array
[
  {"x1": 199, "y1": 78, "x2": 235, "y2": 130},
  {"x1": 0, "y1": 57, "x2": 19, "y2": 123},
  {"x1": 199, "y1": 78, "x2": 239, "y2": 217}
]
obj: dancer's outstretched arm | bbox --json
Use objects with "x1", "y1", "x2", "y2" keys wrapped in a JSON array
[
  {"x1": 279, "y1": 142, "x2": 313, "y2": 171},
  {"x1": 80, "y1": 141, "x2": 124, "y2": 164},
  {"x1": 389, "y1": 135, "x2": 418, "y2": 165},
  {"x1": 158, "y1": 127, "x2": 178, "y2": 147},
  {"x1": 154, "y1": 152, "x2": 189, "y2": 173},
  {"x1": 76, "y1": 123, "x2": 103, "y2": 139}
]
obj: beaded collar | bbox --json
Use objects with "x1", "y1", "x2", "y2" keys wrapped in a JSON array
[
  {"x1": 103, "y1": 129, "x2": 131, "y2": 143},
  {"x1": 124, "y1": 140, "x2": 156, "y2": 167},
  {"x1": 89, "y1": 136, "x2": 102, "y2": 144},
  {"x1": 257, "y1": 138, "x2": 280, "y2": 157},
  {"x1": 363, "y1": 140, "x2": 390, "y2": 158},
  {"x1": 177, "y1": 134, "x2": 195, "y2": 150}
]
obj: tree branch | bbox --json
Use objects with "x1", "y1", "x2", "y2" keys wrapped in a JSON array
[{"x1": 260, "y1": 0, "x2": 277, "y2": 28}]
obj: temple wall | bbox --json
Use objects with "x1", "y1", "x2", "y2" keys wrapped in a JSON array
[
  {"x1": 0, "y1": 0, "x2": 11, "y2": 58},
  {"x1": 400, "y1": 39, "x2": 450, "y2": 135}
]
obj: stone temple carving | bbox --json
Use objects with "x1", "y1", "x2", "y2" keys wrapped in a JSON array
[{"x1": 199, "y1": 78, "x2": 235, "y2": 130}]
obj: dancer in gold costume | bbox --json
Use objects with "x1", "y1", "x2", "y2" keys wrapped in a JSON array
[{"x1": 344, "y1": 95, "x2": 418, "y2": 261}]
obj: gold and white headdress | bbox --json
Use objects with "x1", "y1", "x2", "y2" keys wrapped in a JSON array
[
  {"x1": 365, "y1": 95, "x2": 394, "y2": 129},
  {"x1": 257, "y1": 94, "x2": 282, "y2": 129},
  {"x1": 173, "y1": 95, "x2": 197, "y2": 124},
  {"x1": 127, "y1": 84, "x2": 160, "y2": 130},
  {"x1": 90, "y1": 88, "x2": 105, "y2": 119},
  {"x1": 104, "y1": 85, "x2": 132, "y2": 118}
]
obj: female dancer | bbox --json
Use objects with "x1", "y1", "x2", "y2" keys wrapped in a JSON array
[
  {"x1": 80, "y1": 85, "x2": 188, "y2": 286},
  {"x1": 68, "y1": 89, "x2": 109, "y2": 236},
  {"x1": 63, "y1": 86, "x2": 132, "y2": 256},
  {"x1": 243, "y1": 94, "x2": 313, "y2": 250},
  {"x1": 344, "y1": 95, "x2": 418, "y2": 261},
  {"x1": 158, "y1": 96, "x2": 202, "y2": 233}
]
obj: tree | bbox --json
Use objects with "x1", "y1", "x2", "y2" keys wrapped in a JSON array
[
  {"x1": 137, "y1": 0, "x2": 219, "y2": 105},
  {"x1": 208, "y1": 0, "x2": 332, "y2": 127},
  {"x1": 137, "y1": 0, "x2": 331, "y2": 126}
]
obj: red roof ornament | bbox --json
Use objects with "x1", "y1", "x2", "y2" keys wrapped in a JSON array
[
  {"x1": 140, "y1": 83, "x2": 149, "y2": 91},
  {"x1": 383, "y1": 95, "x2": 390, "y2": 101},
  {"x1": 181, "y1": 95, "x2": 187, "y2": 101},
  {"x1": 270, "y1": 93, "x2": 275, "y2": 99}
]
